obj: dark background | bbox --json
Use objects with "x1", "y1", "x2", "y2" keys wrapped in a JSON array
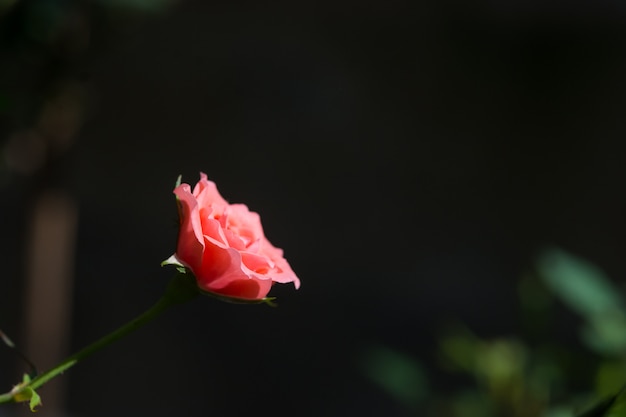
[{"x1": 2, "y1": 1, "x2": 626, "y2": 416}]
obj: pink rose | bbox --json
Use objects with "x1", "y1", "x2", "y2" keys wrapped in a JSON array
[{"x1": 171, "y1": 173, "x2": 300, "y2": 300}]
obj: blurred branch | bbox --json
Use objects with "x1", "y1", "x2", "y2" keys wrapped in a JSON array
[{"x1": 0, "y1": 328, "x2": 37, "y2": 378}]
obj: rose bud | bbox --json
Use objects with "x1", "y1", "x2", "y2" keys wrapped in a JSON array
[{"x1": 165, "y1": 173, "x2": 300, "y2": 301}]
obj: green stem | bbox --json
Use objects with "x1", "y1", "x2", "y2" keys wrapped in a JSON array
[{"x1": 0, "y1": 272, "x2": 199, "y2": 404}]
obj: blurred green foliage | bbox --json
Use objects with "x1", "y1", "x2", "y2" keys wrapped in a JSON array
[
  {"x1": 359, "y1": 345, "x2": 429, "y2": 412},
  {"x1": 537, "y1": 248, "x2": 626, "y2": 357},
  {"x1": 360, "y1": 248, "x2": 626, "y2": 417}
]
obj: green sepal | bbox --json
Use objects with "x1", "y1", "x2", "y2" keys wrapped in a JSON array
[
  {"x1": 175, "y1": 174, "x2": 182, "y2": 188},
  {"x1": 161, "y1": 272, "x2": 200, "y2": 305},
  {"x1": 161, "y1": 256, "x2": 189, "y2": 275},
  {"x1": 26, "y1": 388, "x2": 41, "y2": 412},
  {"x1": 161, "y1": 254, "x2": 184, "y2": 268},
  {"x1": 11, "y1": 374, "x2": 42, "y2": 412}
]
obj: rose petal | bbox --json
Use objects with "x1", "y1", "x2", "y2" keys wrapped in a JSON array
[
  {"x1": 259, "y1": 237, "x2": 300, "y2": 288},
  {"x1": 221, "y1": 228, "x2": 247, "y2": 250},
  {"x1": 226, "y1": 204, "x2": 264, "y2": 242},
  {"x1": 197, "y1": 241, "x2": 273, "y2": 299},
  {"x1": 241, "y1": 252, "x2": 274, "y2": 274},
  {"x1": 194, "y1": 173, "x2": 229, "y2": 208},
  {"x1": 200, "y1": 215, "x2": 229, "y2": 248},
  {"x1": 173, "y1": 183, "x2": 205, "y2": 268},
  {"x1": 208, "y1": 278, "x2": 272, "y2": 300}
]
